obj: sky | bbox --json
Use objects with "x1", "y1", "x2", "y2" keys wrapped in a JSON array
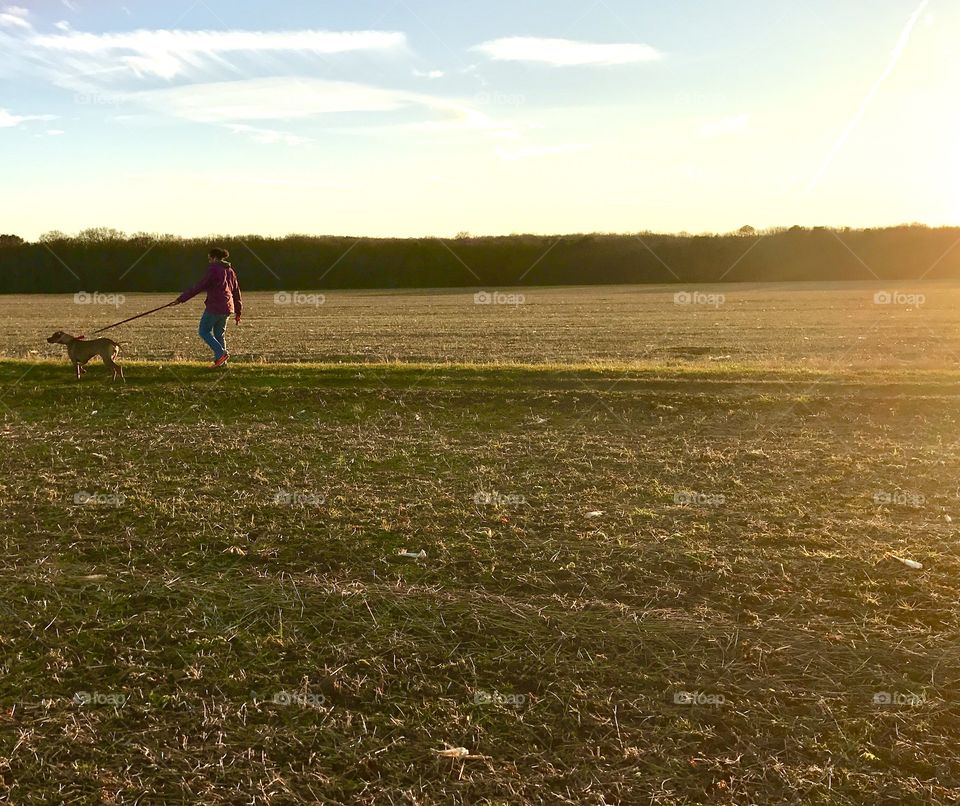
[{"x1": 0, "y1": 0, "x2": 957, "y2": 239}]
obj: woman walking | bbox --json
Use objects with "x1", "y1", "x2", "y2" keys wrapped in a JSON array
[{"x1": 174, "y1": 247, "x2": 243, "y2": 367}]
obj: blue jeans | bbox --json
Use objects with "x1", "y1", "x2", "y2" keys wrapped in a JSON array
[{"x1": 198, "y1": 311, "x2": 229, "y2": 360}]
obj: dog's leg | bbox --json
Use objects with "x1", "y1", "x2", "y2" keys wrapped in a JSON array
[
  {"x1": 75, "y1": 362, "x2": 82, "y2": 380},
  {"x1": 108, "y1": 349, "x2": 124, "y2": 382}
]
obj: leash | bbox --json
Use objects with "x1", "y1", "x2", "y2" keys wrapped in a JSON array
[{"x1": 90, "y1": 301, "x2": 179, "y2": 335}]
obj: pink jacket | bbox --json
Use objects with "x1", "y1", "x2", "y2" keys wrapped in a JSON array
[{"x1": 178, "y1": 261, "x2": 243, "y2": 316}]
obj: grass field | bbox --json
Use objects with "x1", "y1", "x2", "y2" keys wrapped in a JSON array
[
  {"x1": 2, "y1": 282, "x2": 955, "y2": 367},
  {"x1": 3, "y1": 284, "x2": 960, "y2": 803}
]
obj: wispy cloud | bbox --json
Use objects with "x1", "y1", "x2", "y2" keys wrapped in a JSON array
[
  {"x1": 227, "y1": 123, "x2": 312, "y2": 146},
  {"x1": 29, "y1": 28, "x2": 408, "y2": 79},
  {"x1": 4, "y1": 22, "x2": 518, "y2": 148},
  {"x1": 133, "y1": 77, "x2": 410, "y2": 122},
  {"x1": 397, "y1": 104, "x2": 517, "y2": 138},
  {"x1": 124, "y1": 76, "x2": 517, "y2": 143},
  {"x1": 807, "y1": 0, "x2": 929, "y2": 190},
  {"x1": 0, "y1": 107, "x2": 55, "y2": 127},
  {"x1": 474, "y1": 37, "x2": 662, "y2": 67},
  {"x1": 0, "y1": 5, "x2": 30, "y2": 30}
]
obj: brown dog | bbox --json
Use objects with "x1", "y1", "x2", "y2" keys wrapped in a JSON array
[{"x1": 47, "y1": 331, "x2": 124, "y2": 381}]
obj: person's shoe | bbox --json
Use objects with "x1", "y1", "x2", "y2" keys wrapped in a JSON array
[{"x1": 213, "y1": 353, "x2": 229, "y2": 367}]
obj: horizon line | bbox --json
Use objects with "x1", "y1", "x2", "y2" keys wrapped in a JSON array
[{"x1": 9, "y1": 222, "x2": 960, "y2": 244}]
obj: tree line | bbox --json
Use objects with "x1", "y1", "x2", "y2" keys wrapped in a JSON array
[{"x1": 0, "y1": 226, "x2": 957, "y2": 293}]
